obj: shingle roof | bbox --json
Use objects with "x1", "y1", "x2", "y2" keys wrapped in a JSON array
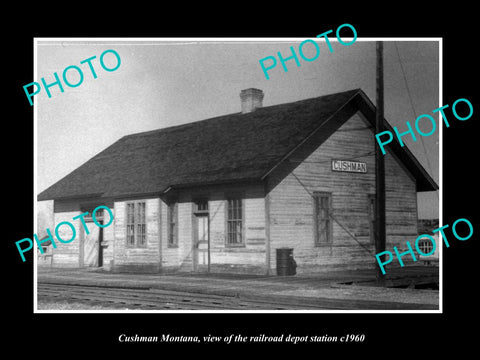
[{"x1": 37, "y1": 89, "x2": 438, "y2": 201}]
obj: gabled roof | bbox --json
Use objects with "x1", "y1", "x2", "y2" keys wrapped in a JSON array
[{"x1": 37, "y1": 89, "x2": 438, "y2": 201}]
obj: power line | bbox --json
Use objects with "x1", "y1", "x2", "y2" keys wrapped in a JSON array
[{"x1": 394, "y1": 42, "x2": 435, "y2": 178}]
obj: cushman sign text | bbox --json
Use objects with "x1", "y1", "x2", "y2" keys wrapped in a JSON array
[{"x1": 331, "y1": 160, "x2": 367, "y2": 173}]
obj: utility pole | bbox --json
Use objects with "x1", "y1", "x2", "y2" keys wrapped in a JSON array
[{"x1": 375, "y1": 41, "x2": 387, "y2": 285}]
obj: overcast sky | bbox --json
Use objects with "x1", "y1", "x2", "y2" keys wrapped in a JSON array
[{"x1": 36, "y1": 38, "x2": 440, "y2": 218}]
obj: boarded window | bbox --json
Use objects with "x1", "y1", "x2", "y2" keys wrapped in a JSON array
[
  {"x1": 126, "y1": 201, "x2": 147, "y2": 248},
  {"x1": 226, "y1": 198, "x2": 243, "y2": 246},
  {"x1": 167, "y1": 202, "x2": 178, "y2": 247},
  {"x1": 313, "y1": 192, "x2": 332, "y2": 245}
]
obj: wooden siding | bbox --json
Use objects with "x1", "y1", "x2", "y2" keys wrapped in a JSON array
[
  {"x1": 100, "y1": 209, "x2": 115, "y2": 270},
  {"x1": 160, "y1": 184, "x2": 267, "y2": 274},
  {"x1": 267, "y1": 111, "x2": 418, "y2": 273},
  {"x1": 176, "y1": 201, "x2": 194, "y2": 270},
  {"x1": 160, "y1": 200, "x2": 182, "y2": 269},
  {"x1": 47, "y1": 189, "x2": 267, "y2": 274},
  {"x1": 50, "y1": 210, "x2": 82, "y2": 267},
  {"x1": 112, "y1": 198, "x2": 161, "y2": 272},
  {"x1": 209, "y1": 193, "x2": 266, "y2": 273},
  {"x1": 46, "y1": 110, "x2": 419, "y2": 275},
  {"x1": 49, "y1": 205, "x2": 115, "y2": 269}
]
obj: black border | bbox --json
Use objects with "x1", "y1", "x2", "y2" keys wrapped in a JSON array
[{"x1": 6, "y1": 6, "x2": 478, "y2": 354}]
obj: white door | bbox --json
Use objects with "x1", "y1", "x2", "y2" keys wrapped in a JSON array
[
  {"x1": 194, "y1": 215, "x2": 209, "y2": 271},
  {"x1": 83, "y1": 222, "x2": 100, "y2": 267}
]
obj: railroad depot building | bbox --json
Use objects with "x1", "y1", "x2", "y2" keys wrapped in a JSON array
[{"x1": 37, "y1": 88, "x2": 438, "y2": 274}]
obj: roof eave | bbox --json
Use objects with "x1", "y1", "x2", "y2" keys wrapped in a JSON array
[
  {"x1": 163, "y1": 177, "x2": 264, "y2": 194},
  {"x1": 37, "y1": 192, "x2": 105, "y2": 202},
  {"x1": 261, "y1": 89, "x2": 362, "y2": 181}
]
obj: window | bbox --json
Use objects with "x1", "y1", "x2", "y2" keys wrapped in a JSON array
[
  {"x1": 417, "y1": 238, "x2": 434, "y2": 255},
  {"x1": 313, "y1": 192, "x2": 332, "y2": 245},
  {"x1": 226, "y1": 197, "x2": 244, "y2": 246},
  {"x1": 195, "y1": 200, "x2": 209, "y2": 213},
  {"x1": 126, "y1": 201, "x2": 146, "y2": 248},
  {"x1": 167, "y1": 202, "x2": 178, "y2": 247}
]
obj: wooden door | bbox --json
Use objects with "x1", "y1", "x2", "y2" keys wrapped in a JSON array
[
  {"x1": 193, "y1": 214, "x2": 209, "y2": 271},
  {"x1": 83, "y1": 221, "x2": 101, "y2": 267}
]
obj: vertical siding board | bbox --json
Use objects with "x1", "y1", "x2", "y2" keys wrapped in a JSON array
[
  {"x1": 157, "y1": 199, "x2": 165, "y2": 270},
  {"x1": 265, "y1": 185, "x2": 271, "y2": 275}
]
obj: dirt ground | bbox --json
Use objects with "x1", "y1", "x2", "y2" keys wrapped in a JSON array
[{"x1": 36, "y1": 265, "x2": 439, "y2": 310}]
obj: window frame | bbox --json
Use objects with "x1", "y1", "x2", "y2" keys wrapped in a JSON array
[
  {"x1": 313, "y1": 192, "x2": 333, "y2": 246},
  {"x1": 193, "y1": 198, "x2": 209, "y2": 215},
  {"x1": 225, "y1": 196, "x2": 245, "y2": 247},
  {"x1": 417, "y1": 238, "x2": 434, "y2": 255},
  {"x1": 125, "y1": 201, "x2": 147, "y2": 248},
  {"x1": 167, "y1": 201, "x2": 178, "y2": 248}
]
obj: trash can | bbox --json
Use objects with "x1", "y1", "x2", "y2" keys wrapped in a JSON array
[{"x1": 276, "y1": 248, "x2": 297, "y2": 276}]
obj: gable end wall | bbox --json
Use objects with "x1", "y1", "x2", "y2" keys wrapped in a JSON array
[{"x1": 267, "y1": 111, "x2": 418, "y2": 273}]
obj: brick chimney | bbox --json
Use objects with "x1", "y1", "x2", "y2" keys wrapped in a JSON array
[{"x1": 240, "y1": 88, "x2": 264, "y2": 114}]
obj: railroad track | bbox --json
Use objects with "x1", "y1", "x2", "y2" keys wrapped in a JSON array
[
  {"x1": 37, "y1": 283, "x2": 326, "y2": 310},
  {"x1": 37, "y1": 282, "x2": 437, "y2": 310}
]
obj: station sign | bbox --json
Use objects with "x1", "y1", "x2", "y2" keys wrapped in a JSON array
[{"x1": 331, "y1": 159, "x2": 367, "y2": 173}]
